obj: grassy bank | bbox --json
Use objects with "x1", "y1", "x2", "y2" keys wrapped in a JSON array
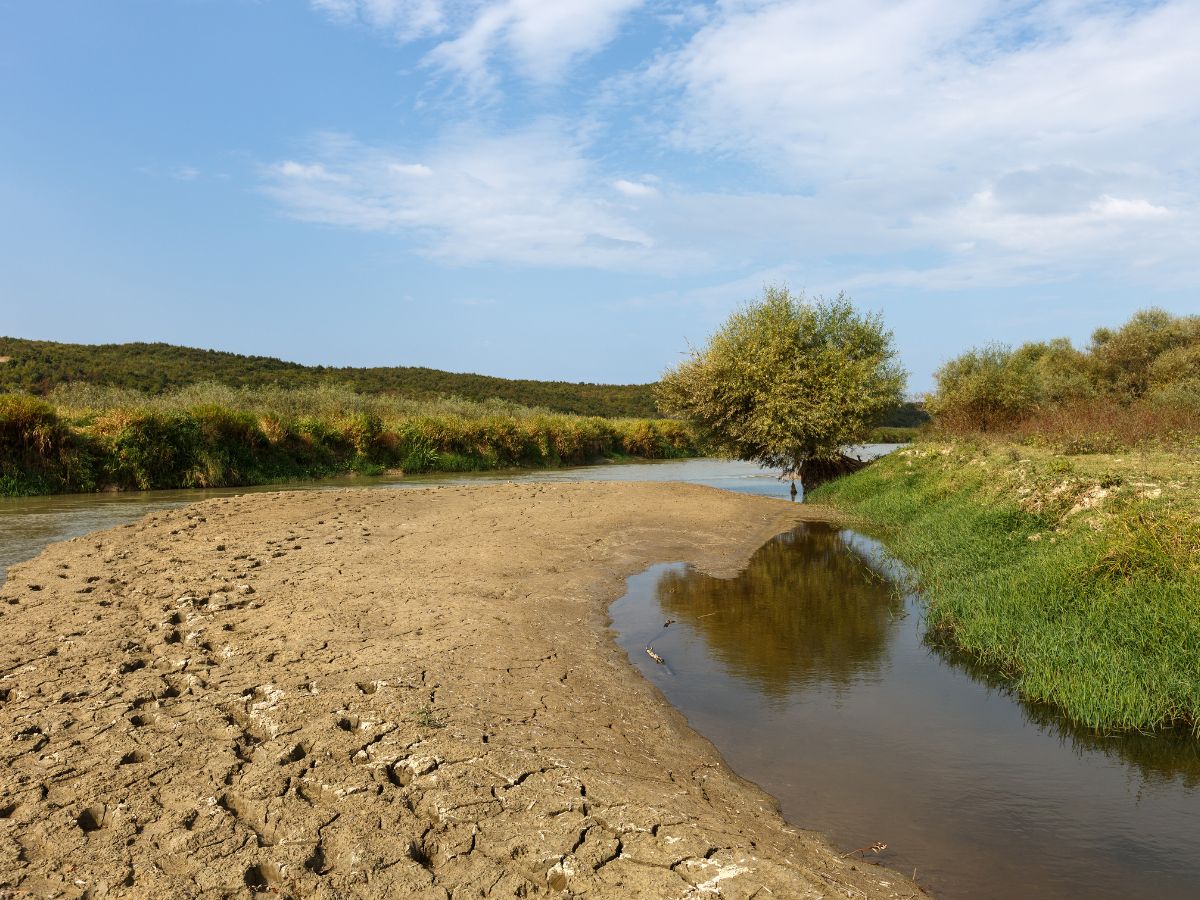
[
  {"x1": 812, "y1": 441, "x2": 1200, "y2": 732},
  {"x1": 0, "y1": 384, "x2": 699, "y2": 496}
]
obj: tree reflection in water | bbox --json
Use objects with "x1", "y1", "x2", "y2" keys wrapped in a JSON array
[{"x1": 655, "y1": 522, "x2": 905, "y2": 697}]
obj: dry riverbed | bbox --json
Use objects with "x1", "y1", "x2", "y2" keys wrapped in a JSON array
[{"x1": 0, "y1": 482, "x2": 919, "y2": 898}]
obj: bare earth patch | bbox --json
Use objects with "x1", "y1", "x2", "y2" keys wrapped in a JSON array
[{"x1": 0, "y1": 482, "x2": 919, "y2": 899}]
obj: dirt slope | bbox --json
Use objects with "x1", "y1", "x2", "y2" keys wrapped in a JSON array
[{"x1": 0, "y1": 482, "x2": 919, "y2": 899}]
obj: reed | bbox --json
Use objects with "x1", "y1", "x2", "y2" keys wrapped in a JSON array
[
  {"x1": 0, "y1": 384, "x2": 701, "y2": 496},
  {"x1": 812, "y1": 441, "x2": 1200, "y2": 733}
]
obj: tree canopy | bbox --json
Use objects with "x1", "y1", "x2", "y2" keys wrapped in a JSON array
[
  {"x1": 656, "y1": 287, "x2": 906, "y2": 481},
  {"x1": 927, "y1": 307, "x2": 1200, "y2": 432}
]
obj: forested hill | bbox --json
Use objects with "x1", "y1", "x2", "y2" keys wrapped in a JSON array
[
  {"x1": 0, "y1": 337, "x2": 659, "y2": 418},
  {"x1": 0, "y1": 336, "x2": 930, "y2": 426}
]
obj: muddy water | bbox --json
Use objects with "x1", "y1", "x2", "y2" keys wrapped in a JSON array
[{"x1": 611, "y1": 523, "x2": 1200, "y2": 898}]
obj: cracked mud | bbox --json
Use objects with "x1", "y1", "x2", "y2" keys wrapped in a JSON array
[{"x1": 0, "y1": 482, "x2": 920, "y2": 899}]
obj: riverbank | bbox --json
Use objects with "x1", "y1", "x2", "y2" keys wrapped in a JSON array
[
  {"x1": 811, "y1": 441, "x2": 1200, "y2": 732},
  {"x1": 0, "y1": 482, "x2": 919, "y2": 898},
  {"x1": 0, "y1": 388, "x2": 698, "y2": 497}
]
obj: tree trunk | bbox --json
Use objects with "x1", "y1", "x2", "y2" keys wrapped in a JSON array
[{"x1": 799, "y1": 453, "x2": 869, "y2": 492}]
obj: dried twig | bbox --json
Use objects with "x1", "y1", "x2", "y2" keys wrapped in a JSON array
[{"x1": 841, "y1": 841, "x2": 887, "y2": 858}]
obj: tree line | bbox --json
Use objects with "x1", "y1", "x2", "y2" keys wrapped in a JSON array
[
  {"x1": 0, "y1": 335, "x2": 927, "y2": 427},
  {"x1": 0, "y1": 337, "x2": 660, "y2": 418},
  {"x1": 926, "y1": 308, "x2": 1199, "y2": 446}
]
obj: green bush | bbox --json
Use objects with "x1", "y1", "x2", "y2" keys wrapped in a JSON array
[
  {"x1": 926, "y1": 344, "x2": 1041, "y2": 431},
  {"x1": 927, "y1": 309, "x2": 1200, "y2": 444},
  {"x1": 0, "y1": 395, "x2": 94, "y2": 493},
  {"x1": 93, "y1": 410, "x2": 201, "y2": 490}
]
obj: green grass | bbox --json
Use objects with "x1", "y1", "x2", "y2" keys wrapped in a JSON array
[
  {"x1": 812, "y1": 441, "x2": 1200, "y2": 733},
  {"x1": 0, "y1": 384, "x2": 701, "y2": 496}
]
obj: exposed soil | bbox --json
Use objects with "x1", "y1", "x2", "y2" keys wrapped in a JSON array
[{"x1": 0, "y1": 482, "x2": 920, "y2": 898}]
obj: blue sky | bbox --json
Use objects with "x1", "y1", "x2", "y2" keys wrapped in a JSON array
[{"x1": 2, "y1": 0, "x2": 1196, "y2": 392}]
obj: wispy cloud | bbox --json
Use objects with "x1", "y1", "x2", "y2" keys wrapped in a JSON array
[
  {"x1": 312, "y1": 0, "x2": 644, "y2": 92},
  {"x1": 293, "y1": 0, "x2": 1200, "y2": 291},
  {"x1": 644, "y1": 0, "x2": 1200, "y2": 284},
  {"x1": 262, "y1": 126, "x2": 701, "y2": 270},
  {"x1": 309, "y1": 0, "x2": 448, "y2": 41}
]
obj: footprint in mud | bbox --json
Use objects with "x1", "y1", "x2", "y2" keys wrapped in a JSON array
[
  {"x1": 218, "y1": 793, "x2": 250, "y2": 820},
  {"x1": 243, "y1": 862, "x2": 284, "y2": 892},
  {"x1": 305, "y1": 842, "x2": 336, "y2": 876},
  {"x1": 118, "y1": 749, "x2": 149, "y2": 766},
  {"x1": 295, "y1": 781, "x2": 335, "y2": 806},
  {"x1": 279, "y1": 743, "x2": 308, "y2": 765},
  {"x1": 77, "y1": 804, "x2": 109, "y2": 833}
]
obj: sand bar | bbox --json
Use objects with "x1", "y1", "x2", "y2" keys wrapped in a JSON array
[{"x1": 0, "y1": 482, "x2": 919, "y2": 898}]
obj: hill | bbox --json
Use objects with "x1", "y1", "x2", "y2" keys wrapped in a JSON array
[
  {"x1": 0, "y1": 336, "x2": 929, "y2": 426},
  {"x1": 0, "y1": 337, "x2": 658, "y2": 418}
]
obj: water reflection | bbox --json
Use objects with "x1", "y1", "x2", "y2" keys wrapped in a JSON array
[
  {"x1": 935, "y1": 642, "x2": 1200, "y2": 790},
  {"x1": 655, "y1": 524, "x2": 904, "y2": 695},
  {"x1": 613, "y1": 525, "x2": 1200, "y2": 899}
]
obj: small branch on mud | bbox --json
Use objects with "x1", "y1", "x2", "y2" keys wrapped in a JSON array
[{"x1": 841, "y1": 841, "x2": 888, "y2": 858}]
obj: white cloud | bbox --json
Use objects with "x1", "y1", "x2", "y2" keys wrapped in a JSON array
[
  {"x1": 389, "y1": 162, "x2": 434, "y2": 177},
  {"x1": 427, "y1": 0, "x2": 644, "y2": 93},
  {"x1": 613, "y1": 178, "x2": 658, "y2": 198},
  {"x1": 274, "y1": 161, "x2": 347, "y2": 182},
  {"x1": 1091, "y1": 196, "x2": 1173, "y2": 221},
  {"x1": 295, "y1": 1, "x2": 1200, "y2": 291},
  {"x1": 310, "y1": 0, "x2": 448, "y2": 40},
  {"x1": 313, "y1": 0, "x2": 643, "y2": 90},
  {"x1": 642, "y1": 0, "x2": 1200, "y2": 286},
  {"x1": 262, "y1": 126, "x2": 693, "y2": 270}
]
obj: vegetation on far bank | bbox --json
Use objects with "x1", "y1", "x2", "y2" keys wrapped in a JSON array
[
  {"x1": 926, "y1": 307, "x2": 1199, "y2": 446},
  {"x1": 0, "y1": 383, "x2": 699, "y2": 496},
  {"x1": 0, "y1": 335, "x2": 929, "y2": 428},
  {"x1": 0, "y1": 336, "x2": 661, "y2": 418},
  {"x1": 813, "y1": 441, "x2": 1200, "y2": 732}
]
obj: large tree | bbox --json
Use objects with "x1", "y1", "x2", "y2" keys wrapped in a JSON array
[{"x1": 657, "y1": 286, "x2": 905, "y2": 489}]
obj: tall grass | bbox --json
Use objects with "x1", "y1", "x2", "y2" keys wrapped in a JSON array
[
  {"x1": 812, "y1": 442, "x2": 1200, "y2": 733},
  {"x1": 0, "y1": 384, "x2": 700, "y2": 496},
  {"x1": 1000, "y1": 398, "x2": 1200, "y2": 453}
]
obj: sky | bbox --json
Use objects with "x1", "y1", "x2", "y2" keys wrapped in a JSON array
[{"x1": 1, "y1": 0, "x2": 1197, "y2": 392}]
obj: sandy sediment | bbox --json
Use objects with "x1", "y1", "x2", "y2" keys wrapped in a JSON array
[{"x1": 0, "y1": 482, "x2": 919, "y2": 898}]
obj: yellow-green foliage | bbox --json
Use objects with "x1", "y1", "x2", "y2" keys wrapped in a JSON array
[
  {"x1": 929, "y1": 308, "x2": 1200, "y2": 438},
  {"x1": 0, "y1": 384, "x2": 701, "y2": 495},
  {"x1": 658, "y1": 286, "x2": 906, "y2": 469},
  {"x1": 0, "y1": 394, "x2": 94, "y2": 494}
]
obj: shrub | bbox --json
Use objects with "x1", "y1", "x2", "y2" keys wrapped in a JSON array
[
  {"x1": 92, "y1": 410, "x2": 200, "y2": 490},
  {"x1": 928, "y1": 309, "x2": 1200, "y2": 444},
  {"x1": 926, "y1": 344, "x2": 1041, "y2": 432},
  {"x1": 0, "y1": 395, "x2": 94, "y2": 493}
]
